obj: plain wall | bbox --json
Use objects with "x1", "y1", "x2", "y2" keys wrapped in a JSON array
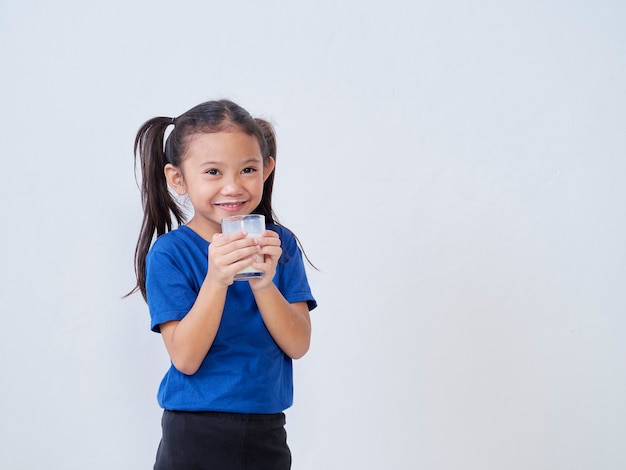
[{"x1": 1, "y1": 0, "x2": 625, "y2": 468}]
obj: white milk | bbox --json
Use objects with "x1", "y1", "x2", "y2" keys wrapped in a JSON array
[{"x1": 234, "y1": 233, "x2": 264, "y2": 279}]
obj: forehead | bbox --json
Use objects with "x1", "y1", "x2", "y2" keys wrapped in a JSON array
[{"x1": 183, "y1": 130, "x2": 262, "y2": 162}]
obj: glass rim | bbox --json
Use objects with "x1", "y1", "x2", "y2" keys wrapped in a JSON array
[{"x1": 221, "y1": 214, "x2": 264, "y2": 222}]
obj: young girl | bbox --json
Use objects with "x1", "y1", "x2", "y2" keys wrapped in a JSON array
[{"x1": 129, "y1": 99, "x2": 317, "y2": 469}]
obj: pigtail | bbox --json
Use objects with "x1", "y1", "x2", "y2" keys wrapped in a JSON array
[
  {"x1": 254, "y1": 118, "x2": 278, "y2": 225},
  {"x1": 127, "y1": 117, "x2": 185, "y2": 300},
  {"x1": 254, "y1": 118, "x2": 318, "y2": 271}
]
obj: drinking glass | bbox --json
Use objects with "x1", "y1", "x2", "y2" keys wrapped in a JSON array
[{"x1": 221, "y1": 214, "x2": 265, "y2": 280}]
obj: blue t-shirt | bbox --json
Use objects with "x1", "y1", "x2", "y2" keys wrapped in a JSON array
[{"x1": 145, "y1": 224, "x2": 316, "y2": 414}]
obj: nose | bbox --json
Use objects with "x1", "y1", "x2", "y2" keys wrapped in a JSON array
[{"x1": 221, "y1": 174, "x2": 244, "y2": 196}]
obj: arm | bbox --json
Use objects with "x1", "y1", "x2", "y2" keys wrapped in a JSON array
[
  {"x1": 159, "y1": 281, "x2": 226, "y2": 375},
  {"x1": 160, "y1": 231, "x2": 260, "y2": 375},
  {"x1": 252, "y1": 286, "x2": 311, "y2": 359},
  {"x1": 249, "y1": 230, "x2": 312, "y2": 359}
]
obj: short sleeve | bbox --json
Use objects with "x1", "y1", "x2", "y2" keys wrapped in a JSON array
[
  {"x1": 275, "y1": 226, "x2": 317, "y2": 312},
  {"x1": 146, "y1": 246, "x2": 199, "y2": 333}
]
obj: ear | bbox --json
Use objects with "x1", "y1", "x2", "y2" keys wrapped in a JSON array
[
  {"x1": 164, "y1": 163, "x2": 187, "y2": 195},
  {"x1": 263, "y1": 157, "x2": 275, "y2": 182}
]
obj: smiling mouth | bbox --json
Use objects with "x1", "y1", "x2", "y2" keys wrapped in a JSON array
[{"x1": 215, "y1": 201, "x2": 246, "y2": 210}]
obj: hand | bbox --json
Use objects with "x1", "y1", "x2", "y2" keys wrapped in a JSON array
[
  {"x1": 206, "y1": 231, "x2": 259, "y2": 286},
  {"x1": 248, "y1": 229, "x2": 282, "y2": 290}
]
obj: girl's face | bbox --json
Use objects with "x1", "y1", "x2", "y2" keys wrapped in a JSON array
[{"x1": 165, "y1": 130, "x2": 275, "y2": 240}]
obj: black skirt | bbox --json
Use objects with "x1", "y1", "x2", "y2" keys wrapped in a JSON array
[{"x1": 154, "y1": 410, "x2": 291, "y2": 470}]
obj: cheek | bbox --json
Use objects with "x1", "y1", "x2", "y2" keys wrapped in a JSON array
[
  {"x1": 253, "y1": 173, "x2": 267, "y2": 188},
  {"x1": 252, "y1": 179, "x2": 266, "y2": 200}
]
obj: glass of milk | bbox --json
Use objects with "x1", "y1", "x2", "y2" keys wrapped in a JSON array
[{"x1": 221, "y1": 214, "x2": 265, "y2": 280}]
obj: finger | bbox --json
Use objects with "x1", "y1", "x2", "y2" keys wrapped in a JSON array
[
  {"x1": 251, "y1": 258, "x2": 277, "y2": 280},
  {"x1": 215, "y1": 236, "x2": 257, "y2": 255},
  {"x1": 253, "y1": 236, "x2": 281, "y2": 249},
  {"x1": 256, "y1": 244, "x2": 282, "y2": 257},
  {"x1": 260, "y1": 229, "x2": 279, "y2": 238},
  {"x1": 217, "y1": 245, "x2": 258, "y2": 266},
  {"x1": 212, "y1": 230, "x2": 247, "y2": 247}
]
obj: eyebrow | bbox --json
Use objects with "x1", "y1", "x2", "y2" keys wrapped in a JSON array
[
  {"x1": 241, "y1": 157, "x2": 263, "y2": 165},
  {"x1": 199, "y1": 157, "x2": 262, "y2": 166}
]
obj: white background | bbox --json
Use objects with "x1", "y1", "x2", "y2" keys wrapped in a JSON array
[{"x1": 1, "y1": 1, "x2": 625, "y2": 468}]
